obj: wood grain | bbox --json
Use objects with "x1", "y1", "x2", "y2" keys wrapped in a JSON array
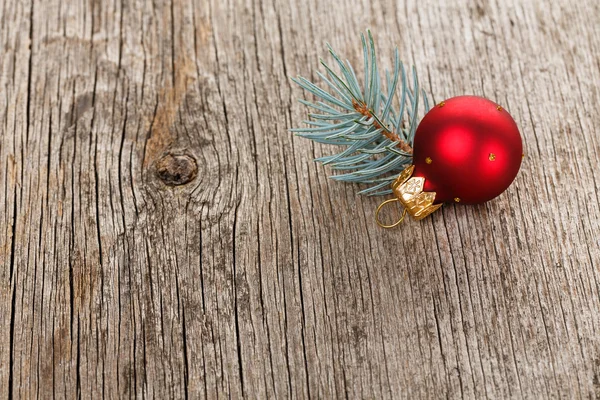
[{"x1": 1, "y1": 0, "x2": 600, "y2": 398}]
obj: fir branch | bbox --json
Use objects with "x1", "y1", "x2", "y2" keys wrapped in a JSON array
[
  {"x1": 350, "y1": 98, "x2": 413, "y2": 154},
  {"x1": 291, "y1": 30, "x2": 429, "y2": 196}
]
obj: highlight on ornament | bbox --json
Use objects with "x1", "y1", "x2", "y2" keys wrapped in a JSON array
[{"x1": 291, "y1": 30, "x2": 523, "y2": 228}]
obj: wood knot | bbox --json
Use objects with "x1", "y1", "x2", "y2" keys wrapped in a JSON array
[{"x1": 155, "y1": 153, "x2": 198, "y2": 186}]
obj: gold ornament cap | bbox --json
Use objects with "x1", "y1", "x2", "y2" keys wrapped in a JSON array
[{"x1": 375, "y1": 165, "x2": 442, "y2": 228}]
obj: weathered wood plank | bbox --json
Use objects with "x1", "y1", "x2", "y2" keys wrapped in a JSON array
[{"x1": 1, "y1": 0, "x2": 600, "y2": 398}]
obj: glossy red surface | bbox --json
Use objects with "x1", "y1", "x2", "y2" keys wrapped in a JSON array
[{"x1": 412, "y1": 96, "x2": 523, "y2": 204}]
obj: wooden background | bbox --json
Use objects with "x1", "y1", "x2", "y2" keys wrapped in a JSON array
[{"x1": 1, "y1": 0, "x2": 600, "y2": 398}]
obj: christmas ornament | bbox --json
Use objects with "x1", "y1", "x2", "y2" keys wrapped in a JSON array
[{"x1": 292, "y1": 31, "x2": 523, "y2": 228}]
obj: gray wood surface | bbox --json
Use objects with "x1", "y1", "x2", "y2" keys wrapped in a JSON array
[{"x1": 1, "y1": 0, "x2": 600, "y2": 398}]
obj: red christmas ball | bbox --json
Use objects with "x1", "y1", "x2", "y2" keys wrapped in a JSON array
[{"x1": 412, "y1": 96, "x2": 523, "y2": 204}]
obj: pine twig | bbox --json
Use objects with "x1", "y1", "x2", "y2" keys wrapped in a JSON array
[
  {"x1": 351, "y1": 99, "x2": 413, "y2": 154},
  {"x1": 291, "y1": 30, "x2": 429, "y2": 196}
]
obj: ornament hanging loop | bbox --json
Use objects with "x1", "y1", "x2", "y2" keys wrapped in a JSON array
[{"x1": 375, "y1": 198, "x2": 408, "y2": 229}]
